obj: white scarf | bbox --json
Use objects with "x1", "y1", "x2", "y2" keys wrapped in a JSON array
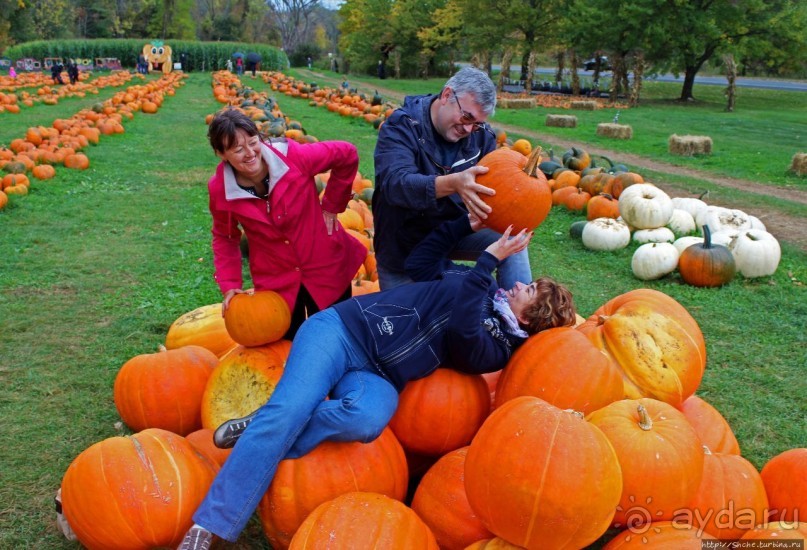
[{"x1": 492, "y1": 289, "x2": 529, "y2": 338}]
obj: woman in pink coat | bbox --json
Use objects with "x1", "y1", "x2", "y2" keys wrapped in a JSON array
[{"x1": 207, "y1": 109, "x2": 367, "y2": 339}]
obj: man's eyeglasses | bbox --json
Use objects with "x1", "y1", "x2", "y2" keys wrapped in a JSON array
[{"x1": 452, "y1": 90, "x2": 486, "y2": 132}]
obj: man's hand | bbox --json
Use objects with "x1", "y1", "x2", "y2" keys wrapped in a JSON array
[
  {"x1": 485, "y1": 225, "x2": 532, "y2": 261},
  {"x1": 436, "y1": 165, "x2": 495, "y2": 220}
]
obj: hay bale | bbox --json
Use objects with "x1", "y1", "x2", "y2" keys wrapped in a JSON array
[
  {"x1": 597, "y1": 123, "x2": 633, "y2": 140},
  {"x1": 570, "y1": 100, "x2": 597, "y2": 111},
  {"x1": 790, "y1": 153, "x2": 807, "y2": 176},
  {"x1": 546, "y1": 114, "x2": 577, "y2": 128},
  {"x1": 497, "y1": 98, "x2": 535, "y2": 109},
  {"x1": 668, "y1": 134, "x2": 713, "y2": 156}
]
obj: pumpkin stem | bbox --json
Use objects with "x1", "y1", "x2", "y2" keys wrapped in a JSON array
[
  {"x1": 698, "y1": 190, "x2": 710, "y2": 201},
  {"x1": 596, "y1": 315, "x2": 609, "y2": 326},
  {"x1": 637, "y1": 404, "x2": 653, "y2": 431},
  {"x1": 702, "y1": 224, "x2": 713, "y2": 248},
  {"x1": 158, "y1": 344, "x2": 168, "y2": 352},
  {"x1": 703, "y1": 445, "x2": 713, "y2": 455},
  {"x1": 563, "y1": 409, "x2": 585, "y2": 419},
  {"x1": 523, "y1": 146, "x2": 544, "y2": 177}
]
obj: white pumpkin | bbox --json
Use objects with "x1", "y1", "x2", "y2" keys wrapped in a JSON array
[
  {"x1": 710, "y1": 228, "x2": 740, "y2": 248},
  {"x1": 631, "y1": 242, "x2": 680, "y2": 280},
  {"x1": 667, "y1": 209, "x2": 697, "y2": 235},
  {"x1": 673, "y1": 236, "x2": 704, "y2": 256},
  {"x1": 695, "y1": 206, "x2": 752, "y2": 234},
  {"x1": 671, "y1": 196, "x2": 709, "y2": 221},
  {"x1": 582, "y1": 218, "x2": 631, "y2": 251},
  {"x1": 619, "y1": 184, "x2": 674, "y2": 229},
  {"x1": 632, "y1": 227, "x2": 675, "y2": 244},
  {"x1": 728, "y1": 229, "x2": 781, "y2": 278}
]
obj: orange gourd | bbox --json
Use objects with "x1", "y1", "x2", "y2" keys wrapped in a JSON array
[
  {"x1": 223, "y1": 290, "x2": 291, "y2": 347},
  {"x1": 185, "y1": 428, "x2": 232, "y2": 468},
  {"x1": 475, "y1": 147, "x2": 552, "y2": 234},
  {"x1": 32, "y1": 164, "x2": 56, "y2": 180},
  {"x1": 586, "y1": 193, "x2": 621, "y2": 220},
  {"x1": 678, "y1": 394, "x2": 740, "y2": 454},
  {"x1": 165, "y1": 303, "x2": 237, "y2": 357},
  {"x1": 61, "y1": 429, "x2": 217, "y2": 550},
  {"x1": 760, "y1": 448, "x2": 807, "y2": 522},
  {"x1": 603, "y1": 521, "x2": 716, "y2": 548},
  {"x1": 113, "y1": 345, "x2": 218, "y2": 435}
]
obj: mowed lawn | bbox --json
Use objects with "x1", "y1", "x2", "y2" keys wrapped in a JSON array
[{"x1": 0, "y1": 71, "x2": 804, "y2": 548}]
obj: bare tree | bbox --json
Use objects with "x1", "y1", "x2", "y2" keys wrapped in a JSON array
[{"x1": 266, "y1": 0, "x2": 319, "y2": 52}]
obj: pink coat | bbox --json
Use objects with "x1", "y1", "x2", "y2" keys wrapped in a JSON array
[{"x1": 209, "y1": 139, "x2": 367, "y2": 311}]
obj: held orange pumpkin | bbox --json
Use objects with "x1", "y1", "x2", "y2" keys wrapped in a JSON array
[
  {"x1": 465, "y1": 396, "x2": 623, "y2": 549},
  {"x1": 223, "y1": 290, "x2": 291, "y2": 347},
  {"x1": 113, "y1": 345, "x2": 218, "y2": 435},
  {"x1": 576, "y1": 288, "x2": 706, "y2": 406},
  {"x1": 388, "y1": 367, "x2": 490, "y2": 456},
  {"x1": 259, "y1": 428, "x2": 409, "y2": 549},
  {"x1": 61, "y1": 428, "x2": 217, "y2": 550},
  {"x1": 475, "y1": 147, "x2": 552, "y2": 234}
]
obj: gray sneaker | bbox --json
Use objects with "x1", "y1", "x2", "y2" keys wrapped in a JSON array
[
  {"x1": 178, "y1": 526, "x2": 213, "y2": 550},
  {"x1": 213, "y1": 410, "x2": 258, "y2": 449}
]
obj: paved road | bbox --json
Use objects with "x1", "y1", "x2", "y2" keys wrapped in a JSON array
[{"x1": 461, "y1": 63, "x2": 807, "y2": 92}]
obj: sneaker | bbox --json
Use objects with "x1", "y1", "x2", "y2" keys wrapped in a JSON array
[
  {"x1": 213, "y1": 410, "x2": 258, "y2": 449},
  {"x1": 177, "y1": 526, "x2": 213, "y2": 550}
]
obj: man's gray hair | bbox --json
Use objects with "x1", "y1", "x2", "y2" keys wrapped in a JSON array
[{"x1": 445, "y1": 67, "x2": 497, "y2": 116}]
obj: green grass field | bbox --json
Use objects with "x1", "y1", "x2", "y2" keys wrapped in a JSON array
[{"x1": 0, "y1": 71, "x2": 804, "y2": 548}]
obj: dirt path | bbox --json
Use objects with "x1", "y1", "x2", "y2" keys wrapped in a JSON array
[{"x1": 301, "y1": 70, "x2": 807, "y2": 251}]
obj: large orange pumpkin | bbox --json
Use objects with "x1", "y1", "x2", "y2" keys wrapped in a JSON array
[
  {"x1": 760, "y1": 447, "x2": 807, "y2": 522},
  {"x1": 494, "y1": 326, "x2": 623, "y2": 415},
  {"x1": 259, "y1": 428, "x2": 409, "y2": 549},
  {"x1": 683, "y1": 447, "x2": 769, "y2": 540},
  {"x1": 200, "y1": 341, "x2": 289, "y2": 429},
  {"x1": 411, "y1": 446, "x2": 493, "y2": 550},
  {"x1": 61, "y1": 428, "x2": 217, "y2": 550},
  {"x1": 223, "y1": 290, "x2": 291, "y2": 347},
  {"x1": 587, "y1": 398, "x2": 705, "y2": 528},
  {"x1": 740, "y1": 521, "x2": 807, "y2": 540},
  {"x1": 113, "y1": 345, "x2": 218, "y2": 435},
  {"x1": 165, "y1": 303, "x2": 237, "y2": 357},
  {"x1": 576, "y1": 289, "x2": 706, "y2": 406},
  {"x1": 678, "y1": 395, "x2": 740, "y2": 454},
  {"x1": 465, "y1": 396, "x2": 623, "y2": 549},
  {"x1": 474, "y1": 147, "x2": 552, "y2": 234},
  {"x1": 288, "y1": 492, "x2": 438, "y2": 549},
  {"x1": 389, "y1": 367, "x2": 490, "y2": 456},
  {"x1": 603, "y1": 521, "x2": 716, "y2": 549},
  {"x1": 185, "y1": 428, "x2": 232, "y2": 468}
]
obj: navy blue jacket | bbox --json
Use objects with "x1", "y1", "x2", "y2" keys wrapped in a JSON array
[
  {"x1": 372, "y1": 93, "x2": 498, "y2": 273},
  {"x1": 333, "y1": 216, "x2": 525, "y2": 391}
]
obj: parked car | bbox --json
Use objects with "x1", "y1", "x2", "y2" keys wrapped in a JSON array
[{"x1": 583, "y1": 56, "x2": 610, "y2": 71}]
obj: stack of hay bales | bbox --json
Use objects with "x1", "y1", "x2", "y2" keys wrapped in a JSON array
[
  {"x1": 597, "y1": 123, "x2": 632, "y2": 139},
  {"x1": 497, "y1": 98, "x2": 535, "y2": 109},
  {"x1": 546, "y1": 114, "x2": 577, "y2": 128},
  {"x1": 668, "y1": 134, "x2": 713, "y2": 156},
  {"x1": 790, "y1": 153, "x2": 807, "y2": 176}
]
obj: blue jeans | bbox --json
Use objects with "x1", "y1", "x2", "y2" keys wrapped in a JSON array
[
  {"x1": 193, "y1": 309, "x2": 399, "y2": 542},
  {"x1": 378, "y1": 228, "x2": 532, "y2": 291}
]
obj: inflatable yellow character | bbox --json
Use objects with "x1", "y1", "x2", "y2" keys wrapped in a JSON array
[{"x1": 142, "y1": 41, "x2": 173, "y2": 74}]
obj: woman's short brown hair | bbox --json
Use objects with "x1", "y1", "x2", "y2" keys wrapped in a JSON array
[
  {"x1": 520, "y1": 277, "x2": 577, "y2": 335},
  {"x1": 207, "y1": 109, "x2": 261, "y2": 154}
]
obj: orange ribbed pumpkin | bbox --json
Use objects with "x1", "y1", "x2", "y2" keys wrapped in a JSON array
[
  {"x1": 465, "y1": 396, "x2": 623, "y2": 549},
  {"x1": 474, "y1": 147, "x2": 551, "y2": 234},
  {"x1": 289, "y1": 492, "x2": 438, "y2": 550},
  {"x1": 587, "y1": 398, "x2": 705, "y2": 528},
  {"x1": 411, "y1": 447, "x2": 493, "y2": 550},
  {"x1": 603, "y1": 521, "x2": 716, "y2": 549},
  {"x1": 61, "y1": 429, "x2": 217, "y2": 550},
  {"x1": 388, "y1": 367, "x2": 490, "y2": 456},
  {"x1": 165, "y1": 303, "x2": 237, "y2": 357},
  {"x1": 113, "y1": 345, "x2": 218, "y2": 435},
  {"x1": 576, "y1": 289, "x2": 706, "y2": 406},
  {"x1": 760, "y1": 448, "x2": 807, "y2": 522},
  {"x1": 185, "y1": 428, "x2": 232, "y2": 468},
  {"x1": 259, "y1": 428, "x2": 408, "y2": 549},
  {"x1": 678, "y1": 395, "x2": 740, "y2": 454},
  {"x1": 684, "y1": 447, "x2": 769, "y2": 540},
  {"x1": 200, "y1": 341, "x2": 289, "y2": 429},
  {"x1": 494, "y1": 326, "x2": 623, "y2": 415},
  {"x1": 223, "y1": 290, "x2": 291, "y2": 347}
]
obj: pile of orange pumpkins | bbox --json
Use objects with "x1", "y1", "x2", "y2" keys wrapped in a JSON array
[{"x1": 57, "y1": 285, "x2": 806, "y2": 549}]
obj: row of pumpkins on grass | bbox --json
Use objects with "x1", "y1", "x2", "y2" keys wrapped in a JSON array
[
  {"x1": 499, "y1": 141, "x2": 781, "y2": 286},
  {"x1": 57, "y1": 283, "x2": 806, "y2": 549}
]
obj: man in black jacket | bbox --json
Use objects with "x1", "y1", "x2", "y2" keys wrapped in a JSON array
[{"x1": 372, "y1": 66, "x2": 532, "y2": 290}]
